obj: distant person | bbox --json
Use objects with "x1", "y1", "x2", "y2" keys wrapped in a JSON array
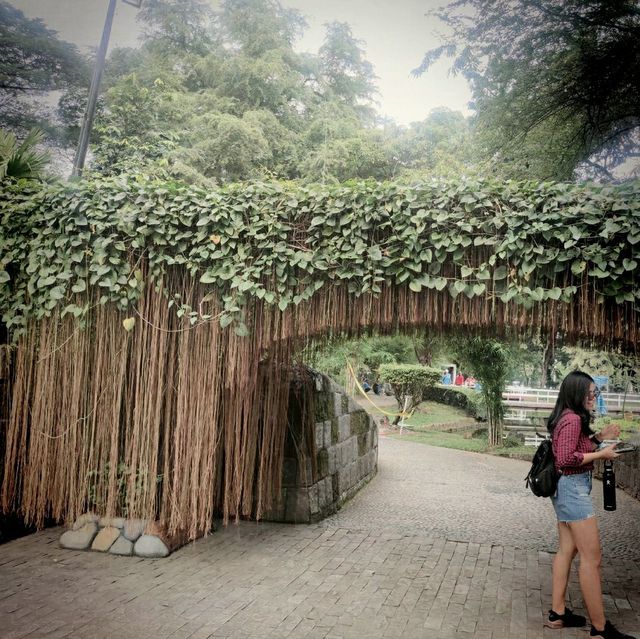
[
  {"x1": 441, "y1": 370, "x2": 452, "y2": 385},
  {"x1": 455, "y1": 372, "x2": 465, "y2": 386},
  {"x1": 372, "y1": 381, "x2": 381, "y2": 395},
  {"x1": 544, "y1": 371, "x2": 633, "y2": 639},
  {"x1": 466, "y1": 376, "x2": 476, "y2": 388},
  {"x1": 362, "y1": 378, "x2": 371, "y2": 393}
]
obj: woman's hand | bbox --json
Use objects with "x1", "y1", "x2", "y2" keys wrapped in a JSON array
[
  {"x1": 599, "y1": 444, "x2": 620, "y2": 460},
  {"x1": 599, "y1": 423, "x2": 621, "y2": 440}
]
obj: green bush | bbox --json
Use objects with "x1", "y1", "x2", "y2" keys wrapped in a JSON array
[
  {"x1": 422, "y1": 385, "x2": 486, "y2": 420},
  {"x1": 308, "y1": 335, "x2": 418, "y2": 387},
  {"x1": 502, "y1": 434, "x2": 523, "y2": 448}
]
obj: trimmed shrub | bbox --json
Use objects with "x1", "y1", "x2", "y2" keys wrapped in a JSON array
[{"x1": 379, "y1": 364, "x2": 441, "y2": 420}]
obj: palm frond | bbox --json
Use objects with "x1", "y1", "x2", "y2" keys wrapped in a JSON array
[{"x1": 0, "y1": 127, "x2": 49, "y2": 180}]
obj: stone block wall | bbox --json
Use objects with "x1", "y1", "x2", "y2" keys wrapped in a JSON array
[{"x1": 264, "y1": 373, "x2": 378, "y2": 524}]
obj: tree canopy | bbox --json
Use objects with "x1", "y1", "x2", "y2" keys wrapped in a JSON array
[
  {"x1": 0, "y1": 1, "x2": 89, "y2": 138},
  {"x1": 415, "y1": 0, "x2": 640, "y2": 181},
  {"x1": 87, "y1": 0, "x2": 473, "y2": 184},
  {"x1": 3, "y1": 0, "x2": 638, "y2": 185}
]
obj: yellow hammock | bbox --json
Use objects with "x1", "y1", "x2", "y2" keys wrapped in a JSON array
[{"x1": 345, "y1": 359, "x2": 414, "y2": 419}]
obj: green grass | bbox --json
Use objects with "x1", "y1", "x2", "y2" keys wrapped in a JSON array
[
  {"x1": 387, "y1": 404, "x2": 640, "y2": 460},
  {"x1": 391, "y1": 400, "x2": 531, "y2": 457},
  {"x1": 388, "y1": 430, "x2": 489, "y2": 452},
  {"x1": 402, "y1": 401, "x2": 474, "y2": 430},
  {"x1": 594, "y1": 415, "x2": 640, "y2": 437},
  {"x1": 492, "y1": 444, "x2": 534, "y2": 458},
  {"x1": 387, "y1": 425, "x2": 535, "y2": 459}
]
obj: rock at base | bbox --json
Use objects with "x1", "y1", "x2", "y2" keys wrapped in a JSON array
[
  {"x1": 109, "y1": 536, "x2": 134, "y2": 556},
  {"x1": 60, "y1": 522, "x2": 98, "y2": 550},
  {"x1": 144, "y1": 521, "x2": 191, "y2": 552},
  {"x1": 134, "y1": 535, "x2": 170, "y2": 558},
  {"x1": 71, "y1": 513, "x2": 99, "y2": 531},
  {"x1": 99, "y1": 516, "x2": 125, "y2": 529},
  {"x1": 91, "y1": 526, "x2": 120, "y2": 552},
  {"x1": 123, "y1": 518, "x2": 147, "y2": 542}
]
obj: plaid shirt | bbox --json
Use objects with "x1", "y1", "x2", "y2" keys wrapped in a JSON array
[{"x1": 552, "y1": 409, "x2": 595, "y2": 475}]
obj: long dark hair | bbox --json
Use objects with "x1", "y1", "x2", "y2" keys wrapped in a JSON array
[{"x1": 547, "y1": 370, "x2": 595, "y2": 436}]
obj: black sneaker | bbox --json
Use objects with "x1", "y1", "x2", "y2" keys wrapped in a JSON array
[
  {"x1": 545, "y1": 608, "x2": 587, "y2": 629},
  {"x1": 590, "y1": 620, "x2": 637, "y2": 639}
]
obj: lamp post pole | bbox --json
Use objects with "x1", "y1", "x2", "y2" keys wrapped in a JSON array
[
  {"x1": 71, "y1": 0, "x2": 143, "y2": 177},
  {"x1": 71, "y1": 0, "x2": 118, "y2": 177}
]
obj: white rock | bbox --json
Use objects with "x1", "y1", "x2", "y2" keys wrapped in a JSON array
[
  {"x1": 60, "y1": 522, "x2": 98, "y2": 550},
  {"x1": 134, "y1": 535, "x2": 169, "y2": 558},
  {"x1": 71, "y1": 513, "x2": 99, "y2": 531},
  {"x1": 98, "y1": 516, "x2": 125, "y2": 529},
  {"x1": 123, "y1": 518, "x2": 148, "y2": 542},
  {"x1": 109, "y1": 536, "x2": 134, "y2": 556}
]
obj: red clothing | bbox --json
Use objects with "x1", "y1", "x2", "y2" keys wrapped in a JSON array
[{"x1": 551, "y1": 409, "x2": 595, "y2": 475}]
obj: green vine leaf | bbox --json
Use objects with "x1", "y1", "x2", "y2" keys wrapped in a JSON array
[
  {"x1": 493, "y1": 266, "x2": 508, "y2": 280},
  {"x1": 0, "y1": 176, "x2": 637, "y2": 336}
]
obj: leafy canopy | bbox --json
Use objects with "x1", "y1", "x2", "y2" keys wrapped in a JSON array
[
  {"x1": 1, "y1": 0, "x2": 478, "y2": 185},
  {"x1": 0, "y1": 1, "x2": 90, "y2": 142},
  {"x1": 415, "y1": 0, "x2": 640, "y2": 180},
  {"x1": 90, "y1": 0, "x2": 429, "y2": 185}
]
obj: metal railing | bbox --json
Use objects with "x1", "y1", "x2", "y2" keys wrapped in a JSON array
[{"x1": 502, "y1": 386, "x2": 640, "y2": 428}]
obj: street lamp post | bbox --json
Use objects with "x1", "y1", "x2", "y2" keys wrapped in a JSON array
[{"x1": 71, "y1": 0, "x2": 143, "y2": 178}]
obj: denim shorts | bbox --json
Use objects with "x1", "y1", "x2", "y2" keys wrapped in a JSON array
[{"x1": 551, "y1": 471, "x2": 594, "y2": 522}]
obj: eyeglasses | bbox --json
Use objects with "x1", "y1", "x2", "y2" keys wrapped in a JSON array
[{"x1": 587, "y1": 389, "x2": 601, "y2": 399}]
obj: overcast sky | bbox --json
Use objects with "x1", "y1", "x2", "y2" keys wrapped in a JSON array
[{"x1": 9, "y1": 0, "x2": 472, "y2": 125}]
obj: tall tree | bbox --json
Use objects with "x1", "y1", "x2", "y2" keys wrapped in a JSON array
[
  {"x1": 319, "y1": 22, "x2": 377, "y2": 118},
  {"x1": 137, "y1": 0, "x2": 216, "y2": 55},
  {"x1": 220, "y1": 0, "x2": 306, "y2": 57},
  {"x1": 392, "y1": 107, "x2": 476, "y2": 178},
  {"x1": 454, "y1": 337, "x2": 509, "y2": 447},
  {"x1": 92, "y1": 0, "x2": 395, "y2": 184},
  {"x1": 415, "y1": 0, "x2": 640, "y2": 180}
]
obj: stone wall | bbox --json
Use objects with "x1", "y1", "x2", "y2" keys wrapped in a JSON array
[{"x1": 264, "y1": 373, "x2": 378, "y2": 524}]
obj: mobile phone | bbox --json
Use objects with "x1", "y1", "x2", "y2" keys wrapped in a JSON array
[{"x1": 613, "y1": 443, "x2": 637, "y2": 454}]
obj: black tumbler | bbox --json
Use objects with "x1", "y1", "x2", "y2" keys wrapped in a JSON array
[{"x1": 603, "y1": 460, "x2": 616, "y2": 511}]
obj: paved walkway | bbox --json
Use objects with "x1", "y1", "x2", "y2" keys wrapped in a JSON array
[{"x1": 1, "y1": 436, "x2": 639, "y2": 639}]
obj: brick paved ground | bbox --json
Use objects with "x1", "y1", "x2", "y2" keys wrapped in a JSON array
[{"x1": 1, "y1": 435, "x2": 639, "y2": 639}]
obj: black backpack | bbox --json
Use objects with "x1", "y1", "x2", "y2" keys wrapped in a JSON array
[{"x1": 525, "y1": 436, "x2": 560, "y2": 497}]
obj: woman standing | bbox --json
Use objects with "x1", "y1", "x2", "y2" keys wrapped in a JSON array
[{"x1": 545, "y1": 371, "x2": 635, "y2": 639}]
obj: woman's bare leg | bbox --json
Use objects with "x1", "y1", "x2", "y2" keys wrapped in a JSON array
[
  {"x1": 569, "y1": 517, "x2": 605, "y2": 630},
  {"x1": 551, "y1": 521, "x2": 578, "y2": 614}
]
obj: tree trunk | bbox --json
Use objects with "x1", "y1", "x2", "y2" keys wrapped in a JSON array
[
  {"x1": 487, "y1": 399, "x2": 504, "y2": 447},
  {"x1": 493, "y1": 417, "x2": 504, "y2": 447},
  {"x1": 540, "y1": 332, "x2": 555, "y2": 387}
]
